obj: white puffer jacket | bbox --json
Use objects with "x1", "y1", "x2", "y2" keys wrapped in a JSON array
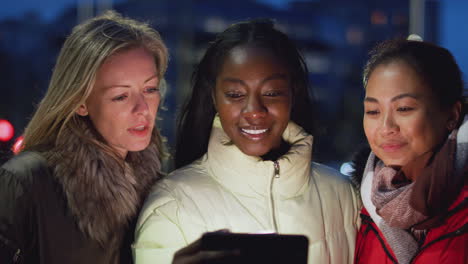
[{"x1": 133, "y1": 117, "x2": 360, "y2": 263}]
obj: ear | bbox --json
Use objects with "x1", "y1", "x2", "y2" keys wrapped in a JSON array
[
  {"x1": 76, "y1": 104, "x2": 89, "y2": 116},
  {"x1": 447, "y1": 101, "x2": 462, "y2": 131}
]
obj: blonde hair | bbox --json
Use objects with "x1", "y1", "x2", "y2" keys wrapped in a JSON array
[{"x1": 22, "y1": 10, "x2": 168, "y2": 160}]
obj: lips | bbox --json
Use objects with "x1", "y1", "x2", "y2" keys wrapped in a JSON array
[
  {"x1": 380, "y1": 141, "x2": 406, "y2": 152},
  {"x1": 132, "y1": 125, "x2": 146, "y2": 131},
  {"x1": 128, "y1": 123, "x2": 150, "y2": 137},
  {"x1": 241, "y1": 128, "x2": 268, "y2": 134},
  {"x1": 240, "y1": 126, "x2": 269, "y2": 140}
]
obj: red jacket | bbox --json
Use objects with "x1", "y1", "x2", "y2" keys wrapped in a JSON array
[{"x1": 354, "y1": 185, "x2": 467, "y2": 264}]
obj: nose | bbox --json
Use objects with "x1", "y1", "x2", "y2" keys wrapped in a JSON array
[
  {"x1": 242, "y1": 94, "x2": 267, "y2": 119},
  {"x1": 379, "y1": 112, "x2": 398, "y2": 136},
  {"x1": 133, "y1": 93, "x2": 149, "y2": 115}
]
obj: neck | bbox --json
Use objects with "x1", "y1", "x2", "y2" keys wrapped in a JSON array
[{"x1": 261, "y1": 140, "x2": 290, "y2": 161}]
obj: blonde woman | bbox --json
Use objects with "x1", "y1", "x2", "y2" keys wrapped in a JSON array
[{"x1": 0, "y1": 11, "x2": 168, "y2": 264}]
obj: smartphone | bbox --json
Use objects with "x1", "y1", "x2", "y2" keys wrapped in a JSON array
[{"x1": 200, "y1": 232, "x2": 309, "y2": 264}]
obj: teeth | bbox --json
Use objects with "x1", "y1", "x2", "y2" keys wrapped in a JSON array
[
  {"x1": 242, "y1": 128, "x2": 268, "y2": 135},
  {"x1": 134, "y1": 126, "x2": 145, "y2": 131}
]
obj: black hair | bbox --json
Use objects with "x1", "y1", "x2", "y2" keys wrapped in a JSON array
[
  {"x1": 363, "y1": 39, "x2": 464, "y2": 113},
  {"x1": 175, "y1": 19, "x2": 316, "y2": 169}
]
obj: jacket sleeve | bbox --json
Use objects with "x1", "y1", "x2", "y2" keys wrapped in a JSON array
[
  {"x1": 311, "y1": 162, "x2": 362, "y2": 264},
  {"x1": 132, "y1": 187, "x2": 187, "y2": 264},
  {"x1": 0, "y1": 165, "x2": 33, "y2": 263},
  {"x1": 336, "y1": 173, "x2": 362, "y2": 264}
]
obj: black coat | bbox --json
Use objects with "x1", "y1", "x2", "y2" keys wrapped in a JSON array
[{"x1": 0, "y1": 152, "x2": 134, "y2": 264}]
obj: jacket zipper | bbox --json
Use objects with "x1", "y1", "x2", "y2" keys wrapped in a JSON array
[
  {"x1": 268, "y1": 161, "x2": 280, "y2": 232},
  {"x1": 13, "y1": 248, "x2": 21, "y2": 263},
  {"x1": 409, "y1": 198, "x2": 467, "y2": 263}
]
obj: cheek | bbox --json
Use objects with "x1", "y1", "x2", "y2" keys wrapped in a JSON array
[
  {"x1": 273, "y1": 104, "x2": 291, "y2": 116},
  {"x1": 217, "y1": 103, "x2": 239, "y2": 124},
  {"x1": 89, "y1": 104, "x2": 128, "y2": 139},
  {"x1": 99, "y1": 114, "x2": 122, "y2": 136},
  {"x1": 408, "y1": 118, "x2": 445, "y2": 150},
  {"x1": 269, "y1": 102, "x2": 291, "y2": 123},
  {"x1": 363, "y1": 119, "x2": 376, "y2": 143},
  {"x1": 149, "y1": 97, "x2": 161, "y2": 117},
  {"x1": 218, "y1": 111, "x2": 238, "y2": 136}
]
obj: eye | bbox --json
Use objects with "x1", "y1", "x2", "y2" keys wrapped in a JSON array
[
  {"x1": 397, "y1": 106, "x2": 414, "y2": 112},
  {"x1": 112, "y1": 94, "x2": 127, "y2": 101},
  {"x1": 146, "y1": 87, "x2": 160, "y2": 94},
  {"x1": 263, "y1": 90, "x2": 284, "y2": 97},
  {"x1": 365, "y1": 110, "x2": 379, "y2": 115},
  {"x1": 225, "y1": 92, "x2": 244, "y2": 99}
]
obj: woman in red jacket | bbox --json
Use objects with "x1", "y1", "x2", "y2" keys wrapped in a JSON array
[{"x1": 353, "y1": 38, "x2": 467, "y2": 264}]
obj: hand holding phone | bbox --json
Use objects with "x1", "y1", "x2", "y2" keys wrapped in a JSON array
[
  {"x1": 172, "y1": 234, "x2": 241, "y2": 264},
  {"x1": 200, "y1": 232, "x2": 309, "y2": 264}
]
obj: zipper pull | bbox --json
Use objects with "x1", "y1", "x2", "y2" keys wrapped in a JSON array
[
  {"x1": 273, "y1": 161, "x2": 280, "y2": 178},
  {"x1": 13, "y1": 248, "x2": 21, "y2": 263}
]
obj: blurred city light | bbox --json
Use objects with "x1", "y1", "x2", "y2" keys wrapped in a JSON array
[
  {"x1": 371, "y1": 10, "x2": 388, "y2": 25},
  {"x1": 0, "y1": 119, "x2": 14, "y2": 142},
  {"x1": 340, "y1": 162, "x2": 354, "y2": 176},
  {"x1": 12, "y1": 135, "x2": 24, "y2": 154}
]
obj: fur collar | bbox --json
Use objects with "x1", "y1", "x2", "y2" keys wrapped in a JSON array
[{"x1": 45, "y1": 119, "x2": 162, "y2": 246}]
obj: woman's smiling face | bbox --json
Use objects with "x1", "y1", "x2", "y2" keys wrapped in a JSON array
[
  {"x1": 214, "y1": 45, "x2": 292, "y2": 157},
  {"x1": 363, "y1": 61, "x2": 455, "y2": 166}
]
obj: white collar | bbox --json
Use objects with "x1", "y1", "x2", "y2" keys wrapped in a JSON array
[{"x1": 205, "y1": 116, "x2": 312, "y2": 199}]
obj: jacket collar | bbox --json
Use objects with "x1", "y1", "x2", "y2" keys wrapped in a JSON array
[
  {"x1": 205, "y1": 116, "x2": 312, "y2": 199},
  {"x1": 45, "y1": 119, "x2": 161, "y2": 246}
]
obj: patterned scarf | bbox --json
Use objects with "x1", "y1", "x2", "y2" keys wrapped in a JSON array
[{"x1": 361, "y1": 116, "x2": 468, "y2": 264}]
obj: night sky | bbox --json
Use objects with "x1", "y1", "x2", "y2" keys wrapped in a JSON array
[
  {"x1": 0, "y1": 0, "x2": 306, "y2": 21},
  {"x1": 0, "y1": 0, "x2": 77, "y2": 21},
  {"x1": 0, "y1": 0, "x2": 466, "y2": 80}
]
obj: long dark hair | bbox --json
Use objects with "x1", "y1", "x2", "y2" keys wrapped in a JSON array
[{"x1": 175, "y1": 19, "x2": 316, "y2": 169}]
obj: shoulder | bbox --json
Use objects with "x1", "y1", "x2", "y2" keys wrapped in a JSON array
[
  {"x1": 309, "y1": 162, "x2": 361, "y2": 234},
  {"x1": 166, "y1": 158, "x2": 210, "y2": 184},
  {"x1": 137, "y1": 158, "x2": 213, "y2": 223},
  {"x1": 443, "y1": 184, "x2": 467, "y2": 227},
  {"x1": 1, "y1": 151, "x2": 50, "y2": 187},
  {"x1": 310, "y1": 162, "x2": 360, "y2": 204},
  {"x1": 311, "y1": 162, "x2": 351, "y2": 186},
  {"x1": 0, "y1": 152, "x2": 50, "y2": 249},
  {"x1": 160, "y1": 158, "x2": 215, "y2": 196}
]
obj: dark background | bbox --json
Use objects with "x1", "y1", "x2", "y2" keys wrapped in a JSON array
[{"x1": 0, "y1": 0, "x2": 466, "y2": 172}]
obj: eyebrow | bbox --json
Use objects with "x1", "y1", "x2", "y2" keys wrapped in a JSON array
[
  {"x1": 220, "y1": 73, "x2": 289, "y2": 87},
  {"x1": 103, "y1": 74, "x2": 159, "y2": 90},
  {"x1": 364, "y1": 93, "x2": 421, "y2": 103}
]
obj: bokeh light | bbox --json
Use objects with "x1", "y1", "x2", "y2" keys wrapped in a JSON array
[{"x1": 0, "y1": 119, "x2": 14, "y2": 142}]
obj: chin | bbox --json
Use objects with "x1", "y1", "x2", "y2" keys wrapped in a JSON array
[
  {"x1": 379, "y1": 157, "x2": 408, "y2": 167},
  {"x1": 238, "y1": 147, "x2": 270, "y2": 157},
  {"x1": 128, "y1": 141, "x2": 152, "y2": 152}
]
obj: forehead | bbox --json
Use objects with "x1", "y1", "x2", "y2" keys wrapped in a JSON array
[
  {"x1": 218, "y1": 45, "x2": 288, "y2": 76},
  {"x1": 96, "y1": 48, "x2": 156, "y2": 80},
  {"x1": 366, "y1": 61, "x2": 432, "y2": 98}
]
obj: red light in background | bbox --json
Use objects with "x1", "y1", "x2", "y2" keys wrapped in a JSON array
[
  {"x1": 0, "y1": 119, "x2": 14, "y2": 142},
  {"x1": 12, "y1": 135, "x2": 24, "y2": 154}
]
